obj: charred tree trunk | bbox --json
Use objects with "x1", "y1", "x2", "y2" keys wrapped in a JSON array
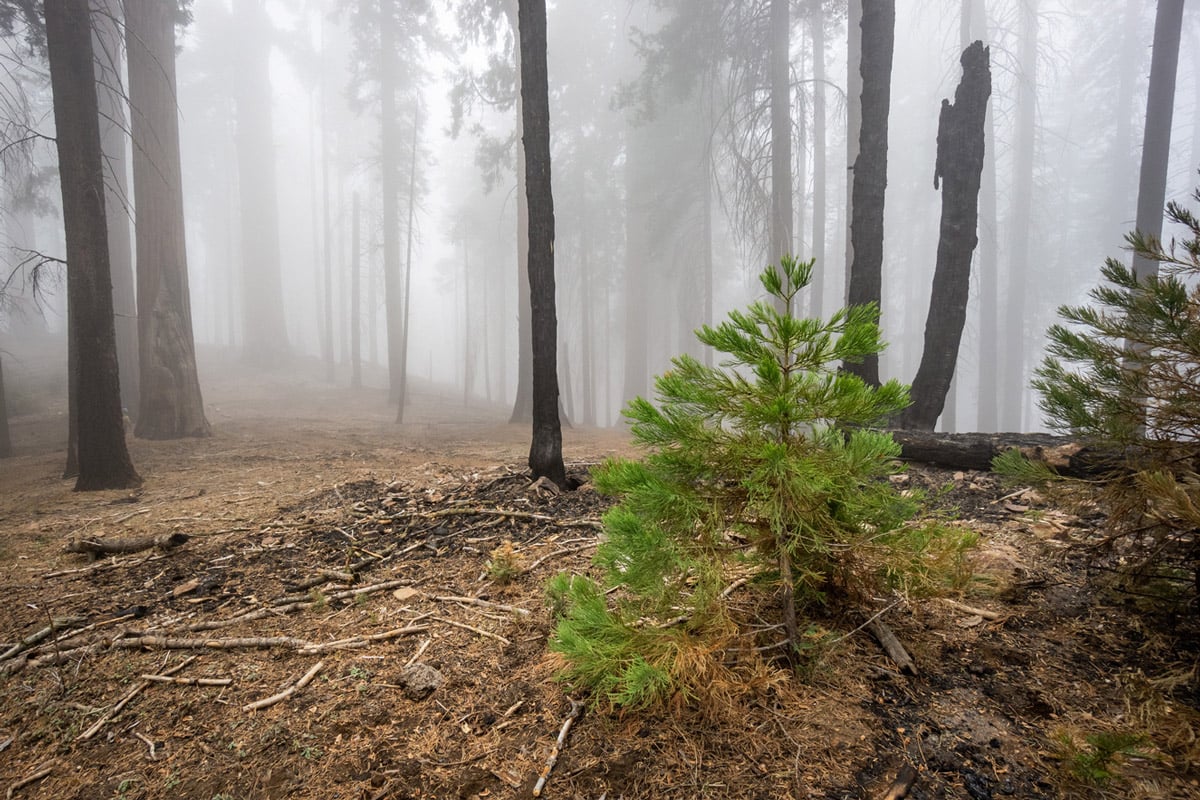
[
  {"x1": 845, "y1": 0, "x2": 893, "y2": 387},
  {"x1": 128, "y1": 0, "x2": 210, "y2": 440},
  {"x1": 518, "y1": 0, "x2": 566, "y2": 489},
  {"x1": 899, "y1": 42, "x2": 991, "y2": 432},
  {"x1": 46, "y1": 0, "x2": 141, "y2": 490},
  {"x1": 234, "y1": 0, "x2": 289, "y2": 366},
  {"x1": 889, "y1": 430, "x2": 1112, "y2": 478}
]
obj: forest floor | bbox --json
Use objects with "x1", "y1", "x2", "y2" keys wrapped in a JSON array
[{"x1": 0, "y1": 353, "x2": 1197, "y2": 800}]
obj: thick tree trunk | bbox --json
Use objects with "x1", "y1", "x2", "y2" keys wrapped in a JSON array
[
  {"x1": 518, "y1": 0, "x2": 566, "y2": 489},
  {"x1": 128, "y1": 0, "x2": 210, "y2": 440},
  {"x1": 899, "y1": 42, "x2": 990, "y2": 432},
  {"x1": 234, "y1": 0, "x2": 289, "y2": 366},
  {"x1": 845, "y1": 0, "x2": 894, "y2": 387},
  {"x1": 769, "y1": 0, "x2": 792, "y2": 276},
  {"x1": 46, "y1": 0, "x2": 141, "y2": 490},
  {"x1": 93, "y1": 0, "x2": 138, "y2": 420},
  {"x1": 1131, "y1": 0, "x2": 1184, "y2": 283}
]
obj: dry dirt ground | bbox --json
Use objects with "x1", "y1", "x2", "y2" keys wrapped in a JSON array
[{"x1": 0, "y1": 356, "x2": 1197, "y2": 800}]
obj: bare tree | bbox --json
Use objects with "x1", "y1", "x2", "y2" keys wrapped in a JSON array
[{"x1": 45, "y1": 0, "x2": 140, "y2": 490}]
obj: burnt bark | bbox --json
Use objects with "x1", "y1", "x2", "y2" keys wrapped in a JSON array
[
  {"x1": 517, "y1": 0, "x2": 566, "y2": 488},
  {"x1": 898, "y1": 42, "x2": 990, "y2": 432},
  {"x1": 46, "y1": 0, "x2": 141, "y2": 490},
  {"x1": 888, "y1": 430, "x2": 1112, "y2": 478},
  {"x1": 845, "y1": 0, "x2": 893, "y2": 386},
  {"x1": 127, "y1": 0, "x2": 210, "y2": 440}
]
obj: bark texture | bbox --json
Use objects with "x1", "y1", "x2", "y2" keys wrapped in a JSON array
[
  {"x1": 845, "y1": 0, "x2": 894, "y2": 386},
  {"x1": 127, "y1": 0, "x2": 210, "y2": 440},
  {"x1": 46, "y1": 0, "x2": 141, "y2": 490},
  {"x1": 899, "y1": 42, "x2": 990, "y2": 432},
  {"x1": 888, "y1": 430, "x2": 1113, "y2": 478},
  {"x1": 518, "y1": 0, "x2": 566, "y2": 488}
]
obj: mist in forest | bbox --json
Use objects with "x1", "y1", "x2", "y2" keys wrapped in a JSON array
[{"x1": 1, "y1": 0, "x2": 1196, "y2": 436}]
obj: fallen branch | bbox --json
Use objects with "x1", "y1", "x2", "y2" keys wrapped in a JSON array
[
  {"x1": 79, "y1": 656, "x2": 196, "y2": 742},
  {"x1": 139, "y1": 673, "x2": 232, "y2": 686},
  {"x1": 0, "y1": 616, "x2": 86, "y2": 662},
  {"x1": 64, "y1": 532, "x2": 189, "y2": 560},
  {"x1": 434, "y1": 596, "x2": 532, "y2": 617},
  {"x1": 866, "y1": 619, "x2": 917, "y2": 676},
  {"x1": 393, "y1": 507, "x2": 602, "y2": 530},
  {"x1": 5, "y1": 760, "x2": 53, "y2": 799},
  {"x1": 42, "y1": 554, "x2": 159, "y2": 579},
  {"x1": 941, "y1": 599, "x2": 1002, "y2": 621},
  {"x1": 115, "y1": 635, "x2": 311, "y2": 652},
  {"x1": 133, "y1": 731, "x2": 157, "y2": 759},
  {"x1": 532, "y1": 699, "x2": 582, "y2": 797},
  {"x1": 431, "y1": 616, "x2": 510, "y2": 646},
  {"x1": 243, "y1": 660, "x2": 324, "y2": 712},
  {"x1": 298, "y1": 623, "x2": 430, "y2": 654}
]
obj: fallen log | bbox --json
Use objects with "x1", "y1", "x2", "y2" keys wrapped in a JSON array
[
  {"x1": 65, "y1": 531, "x2": 189, "y2": 560},
  {"x1": 886, "y1": 431, "x2": 1114, "y2": 477}
]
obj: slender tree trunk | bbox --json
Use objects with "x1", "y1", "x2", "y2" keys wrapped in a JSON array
[
  {"x1": 1131, "y1": 0, "x2": 1184, "y2": 283},
  {"x1": 322, "y1": 52, "x2": 335, "y2": 383},
  {"x1": 844, "y1": 0, "x2": 861, "y2": 301},
  {"x1": 845, "y1": 0, "x2": 893, "y2": 387},
  {"x1": 234, "y1": 0, "x2": 289, "y2": 366},
  {"x1": 0, "y1": 355, "x2": 11, "y2": 457},
  {"x1": 1001, "y1": 0, "x2": 1037, "y2": 431},
  {"x1": 623, "y1": 121, "x2": 648, "y2": 405},
  {"x1": 351, "y1": 192, "x2": 362, "y2": 389},
  {"x1": 380, "y1": 0, "x2": 404, "y2": 405},
  {"x1": 396, "y1": 107, "x2": 419, "y2": 423},
  {"x1": 580, "y1": 166, "x2": 595, "y2": 426},
  {"x1": 127, "y1": 0, "x2": 210, "y2": 440},
  {"x1": 809, "y1": 0, "x2": 826, "y2": 314},
  {"x1": 899, "y1": 42, "x2": 990, "y2": 432},
  {"x1": 518, "y1": 0, "x2": 566, "y2": 488},
  {"x1": 769, "y1": 0, "x2": 793, "y2": 276},
  {"x1": 506, "y1": 1, "x2": 533, "y2": 424},
  {"x1": 46, "y1": 0, "x2": 141, "y2": 490},
  {"x1": 94, "y1": 0, "x2": 138, "y2": 420}
]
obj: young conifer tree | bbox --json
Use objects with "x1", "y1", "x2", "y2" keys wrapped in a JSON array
[{"x1": 550, "y1": 257, "x2": 973, "y2": 709}]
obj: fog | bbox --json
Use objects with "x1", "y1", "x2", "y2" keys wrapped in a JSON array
[{"x1": 3, "y1": 0, "x2": 1198, "y2": 434}]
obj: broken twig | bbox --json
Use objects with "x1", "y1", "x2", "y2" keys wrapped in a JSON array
[
  {"x1": 243, "y1": 660, "x2": 324, "y2": 711},
  {"x1": 79, "y1": 656, "x2": 196, "y2": 741},
  {"x1": 532, "y1": 699, "x2": 582, "y2": 797}
]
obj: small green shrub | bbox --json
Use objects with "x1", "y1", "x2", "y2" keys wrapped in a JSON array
[{"x1": 548, "y1": 257, "x2": 975, "y2": 711}]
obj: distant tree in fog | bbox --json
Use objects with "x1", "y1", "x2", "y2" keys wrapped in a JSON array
[
  {"x1": 1131, "y1": 0, "x2": 1184, "y2": 286},
  {"x1": 900, "y1": 41, "x2": 991, "y2": 432},
  {"x1": 127, "y1": 0, "x2": 210, "y2": 440},
  {"x1": 232, "y1": 0, "x2": 290, "y2": 366},
  {"x1": 844, "y1": 0, "x2": 892, "y2": 388},
  {"x1": 45, "y1": 0, "x2": 140, "y2": 489},
  {"x1": 518, "y1": 0, "x2": 566, "y2": 487}
]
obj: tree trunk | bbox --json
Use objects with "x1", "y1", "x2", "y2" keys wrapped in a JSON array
[
  {"x1": 46, "y1": 0, "x2": 141, "y2": 490},
  {"x1": 380, "y1": 0, "x2": 404, "y2": 405},
  {"x1": 93, "y1": 0, "x2": 138, "y2": 421},
  {"x1": 844, "y1": 0, "x2": 862, "y2": 298},
  {"x1": 127, "y1": 0, "x2": 210, "y2": 440},
  {"x1": 0, "y1": 355, "x2": 11, "y2": 458},
  {"x1": 898, "y1": 42, "x2": 991, "y2": 432},
  {"x1": 351, "y1": 192, "x2": 362, "y2": 389},
  {"x1": 888, "y1": 430, "x2": 1113, "y2": 478},
  {"x1": 518, "y1": 0, "x2": 566, "y2": 488},
  {"x1": 769, "y1": 0, "x2": 792, "y2": 276},
  {"x1": 397, "y1": 107, "x2": 419, "y2": 423},
  {"x1": 234, "y1": 0, "x2": 289, "y2": 367},
  {"x1": 1131, "y1": 0, "x2": 1184, "y2": 283},
  {"x1": 507, "y1": 1, "x2": 533, "y2": 424},
  {"x1": 622, "y1": 120, "x2": 649, "y2": 406},
  {"x1": 1001, "y1": 0, "x2": 1037, "y2": 431},
  {"x1": 845, "y1": 0, "x2": 893, "y2": 387},
  {"x1": 809, "y1": 0, "x2": 826, "y2": 315},
  {"x1": 322, "y1": 63, "x2": 335, "y2": 383}
]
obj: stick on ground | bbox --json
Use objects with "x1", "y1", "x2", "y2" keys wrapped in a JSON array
[
  {"x1": 243, "y1": 660, "x2": 325, "y2": 712},
  {"x1": 532, "y1": 699, "x2": 582, "y2": 797}
]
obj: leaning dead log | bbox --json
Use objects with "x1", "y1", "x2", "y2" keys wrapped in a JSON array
[
  {"x1": 65, "y1": 531, "x2": 189, "y2": 559},
  {"x1": 886, "y1": 431, "x2": 1115, "y2": 477}
]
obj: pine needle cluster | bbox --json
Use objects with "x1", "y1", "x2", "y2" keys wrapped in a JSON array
[
  {"x1": 1028, "y1": 189, "x2": 1200, "y2": 596},
  {"x1": 548, "y1": 257, "x2": 975, "y2": 710}
]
